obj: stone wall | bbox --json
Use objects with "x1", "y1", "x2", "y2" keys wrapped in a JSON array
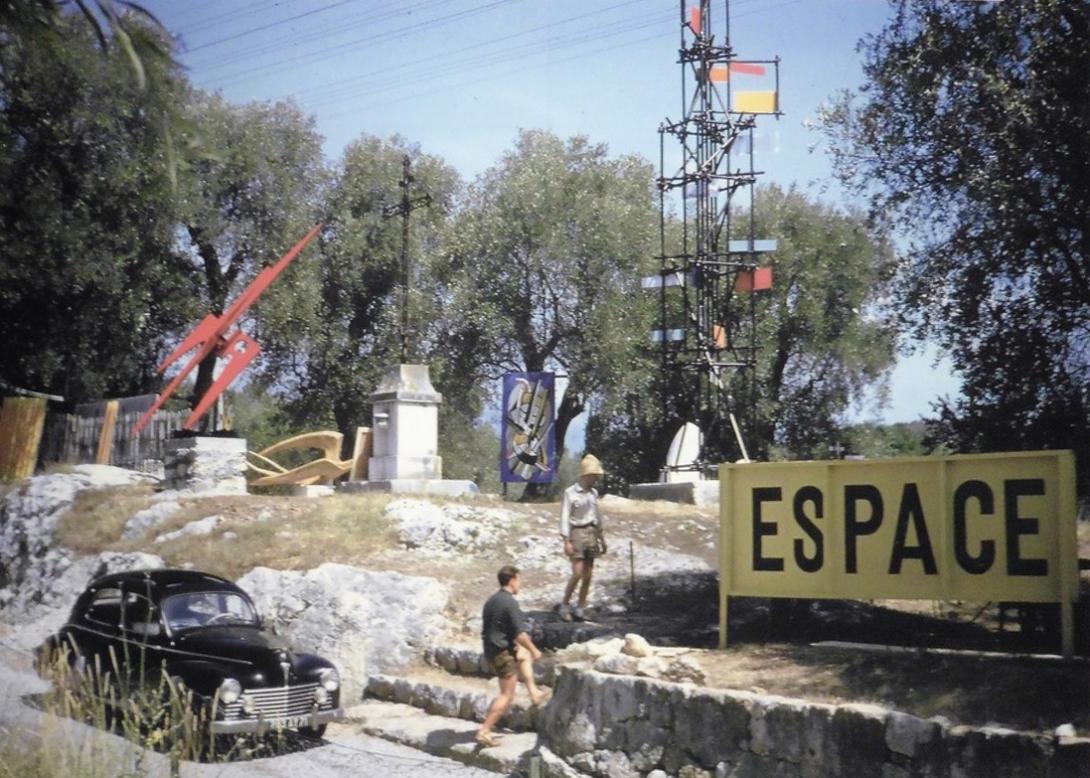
[
  {"x1": 539, "y1": 667, "x2": 1090, "y2": 778},
  {"x1": 162, "y1": 436, "x2": 247, "y2": 493}
]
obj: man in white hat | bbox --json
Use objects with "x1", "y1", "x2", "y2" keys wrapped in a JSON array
[{"x1": 558, "y1": 453, "x2": 607, "y2": 621}]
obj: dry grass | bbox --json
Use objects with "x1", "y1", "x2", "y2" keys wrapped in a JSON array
[
  {"x1": 56, "y1": 486, "x2": 156, "y2": 555},
  {"x1": 699, "y1": 643, "x2": 1090, "y2": 733},
  {"x1": 53, "y1": 487, "x2": 398, "y2": 580},
  {"x1": 2, "y1": 649, "x2": 215, "y2": 777},
  {"x1": 145, "y1": 494, "x2": 396, "y2": 580}
]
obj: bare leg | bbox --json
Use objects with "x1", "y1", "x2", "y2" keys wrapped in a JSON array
[
  {"x1": 577, "y1": 559, "x2": 595, "y2": 607},
  {"x1": 563, "y1": 558, "x2": 585, "y2": 604},
  {"x1": 478, "y1": 673, "x2": 517, "y2": 737},
  {"x1": 515, "y1": 647, "x2": 549, "y2": 704}
]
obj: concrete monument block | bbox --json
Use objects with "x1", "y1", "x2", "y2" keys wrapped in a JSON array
[{"x1": 368, "y1": 364, "x2": 443, "y2": 481}]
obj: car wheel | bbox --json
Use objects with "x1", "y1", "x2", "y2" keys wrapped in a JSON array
[{"x1": 299, "y1": 724, "x2": 326, "y2": 740}]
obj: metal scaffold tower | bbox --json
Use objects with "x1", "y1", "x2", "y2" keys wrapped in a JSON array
[{"x1": 646, "y1": 0, "x2": 781, "y2": 473}]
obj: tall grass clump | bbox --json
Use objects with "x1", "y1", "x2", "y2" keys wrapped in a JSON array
[{"x1": 5, "y1": 641, "x2": 268, "y2": 776}]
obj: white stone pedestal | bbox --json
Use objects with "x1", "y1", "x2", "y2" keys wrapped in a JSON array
[
  {"x1": 163, "y1": 436, "x2": 247, "y2": 494},
  {"x1": 341, "y1": 364, "x2": 479, "y2": 498},
  {"x1": 367, "y1": 364, "x2": 443, "y2": 481},
  {"x1": 628, "y1": 480, "x2": 719, "y2": 507}
]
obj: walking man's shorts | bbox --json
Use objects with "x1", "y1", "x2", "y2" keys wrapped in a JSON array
[{"x1": 489, "y1": 649, "x2": 518, "y2": 678}]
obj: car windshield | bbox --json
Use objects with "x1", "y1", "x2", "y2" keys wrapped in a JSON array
[{"x1": 162, "y1": 592, "x2": 259, "y2": 632}]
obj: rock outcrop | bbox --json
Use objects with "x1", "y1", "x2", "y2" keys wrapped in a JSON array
[
  {"x1": 0, "y1": 465, "x2": 154, "y2": 618},
  {"x1": 2, "y1": 550, "x2": 164, "y2": 652},
  {"x1": 384, "y1": 498, "x2": 518, "y2": 552},
  {"x1": 238, "y1": 563, "x2": 451, "y2": 694}
]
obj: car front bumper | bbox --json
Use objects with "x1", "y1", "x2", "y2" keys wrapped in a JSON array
[{"x1": 210, "y1": 706, "x2": 344, "y2": 734}]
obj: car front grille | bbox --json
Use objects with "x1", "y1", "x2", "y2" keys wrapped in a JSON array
[{"x1": 219, "y1": 683, "x2": 334, "y2": 721}]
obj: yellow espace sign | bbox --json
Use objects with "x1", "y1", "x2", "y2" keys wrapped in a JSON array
[{"x1": 718, "y1": 451, "x2": 1079, "y2": 655}]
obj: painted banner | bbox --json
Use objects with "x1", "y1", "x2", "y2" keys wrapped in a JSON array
[
  {"x1": 718, "y1": 451, "x2": 1079, "y2": 655},
  {"x1": 501, "y1": 372, "x2": 556, "y2": 484}
]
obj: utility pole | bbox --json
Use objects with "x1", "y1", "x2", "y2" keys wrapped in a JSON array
[{"x1": 382, "y1": 155, "x2": 431, "y2": 363}]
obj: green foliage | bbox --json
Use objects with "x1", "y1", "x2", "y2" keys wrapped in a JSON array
[
  {"x1": 178, "y1": 91, "x2": 327, "y2": 314},
  {"x1": 259, "y1": 135, "x2": 460, "y2": 445},
  {"x1": 437, "y1": 415, "x2": 501, "y2": 493},
  {"x1": 177, "y1": 91, "x2": 326, "y2": 414},
  {"x1": 0, "y1": 17, "x2": 197, "y2": 400},
  {"x1": 588, "y1": 185, "x2": 897, "y2": 488},
  {"x1": 0, "y1": 1, "x2": 174, "y2": 87},
  {"x1": 821, "y1": 0, "x2": 1090, "y2": 478},
  {"x1": 441, "y1": 129, "x2": 658, "y2": 474},
  {"x1": 225, "y1": 382, "x2": 299, "y2": 454},
  {"x1": 843, "y1": 421, "x2": 928, "y2": 459},
  {"x1": 743, "y1": 184, "x2": 897, "y2": 459}
]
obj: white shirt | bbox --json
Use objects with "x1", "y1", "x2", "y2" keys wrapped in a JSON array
[{"x1": 559, "y1": 483, "x2": 602, "y2": 538}]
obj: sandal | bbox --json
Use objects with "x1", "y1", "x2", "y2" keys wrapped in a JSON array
[{"x1": 475, "y1": 731, "x2": 501, "y2": 748}]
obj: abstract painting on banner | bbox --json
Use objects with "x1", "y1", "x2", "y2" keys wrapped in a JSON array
[{"x1": 501, "y1": 372, "x2": 556, "y2": 483}]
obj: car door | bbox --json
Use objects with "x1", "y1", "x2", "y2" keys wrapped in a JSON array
[
  {"x1": 117, "y1": 587, "x2": 167, "y2": 687},
  {"x1": 72, "y1": 586, "x2": 126, "y2": 684}
]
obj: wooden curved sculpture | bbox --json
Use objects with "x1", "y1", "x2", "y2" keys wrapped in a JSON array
[{"x1": 247, "y1": 428, "x2": 371, "y2": 487}]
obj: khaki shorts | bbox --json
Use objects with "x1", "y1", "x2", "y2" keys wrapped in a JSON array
[
  {"x1": 489, "y1": 649, "x2": 518, "y2": 679},
  {"x1": 569, "y1": 525, "x2": 600, "y2": 561}
]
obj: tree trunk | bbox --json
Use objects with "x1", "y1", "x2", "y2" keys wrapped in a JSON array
[{"x1": 188, "y1": 225, "x2": 228, "y2": 433}]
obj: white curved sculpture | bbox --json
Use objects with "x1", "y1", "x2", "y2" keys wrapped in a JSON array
[{"x1": 663, "y1": 422, "x2": 702, "y2": 483}]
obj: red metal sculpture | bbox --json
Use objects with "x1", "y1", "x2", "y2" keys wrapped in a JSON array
[{"x1": 133, "y1": 225, "x2": 322, "y2": 436}]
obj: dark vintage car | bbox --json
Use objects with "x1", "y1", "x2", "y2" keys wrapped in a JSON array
[{"x1": 38, "y1": 568, "x2": 344, "y2": 738}]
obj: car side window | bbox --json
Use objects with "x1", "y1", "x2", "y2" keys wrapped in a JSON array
[
  {"x1": 83, "y1": 588, "x2": 123, "y2": 628},
  {"x1": 120, "y1": 592, "x2": 160, "y2": 637}
]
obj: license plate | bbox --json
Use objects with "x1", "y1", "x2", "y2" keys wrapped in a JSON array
[{"x1": 273, "y1": 715, "x2": 311, "y2": 729}]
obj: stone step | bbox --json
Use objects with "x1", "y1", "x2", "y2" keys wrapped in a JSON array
[
  {"x1": 425, "y1": 644, "x2": 559, "y2": 685},
  {"x1": 346, "y1": 699, "x2": 540, "y2": 776},
  {"x1": 364, "y1": 667, "x2": 547, "y2": 732}
]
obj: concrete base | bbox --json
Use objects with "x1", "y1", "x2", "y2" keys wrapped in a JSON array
[
  {"x1": 291, "y1": 484, "x2": 335, "y2": 498},
  {"x1": 163, "y1": 436, "x2": 247, "y2": 494},
  {"x1": 340, "y1": 479, "x2": 480, "y2": 498},
  {"x1": 368, "y1": 455, "x2": 443, "y2": 481},
  {"x1": 628, "y1": 480, "x2": 719, "y2": 507}
]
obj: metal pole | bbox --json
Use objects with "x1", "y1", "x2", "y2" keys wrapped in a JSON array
[
  {"x1": 383, "y1": 155, "x2": 431, "y2": 365},
  {"x1": 629, "y1": 540, "x2": 636, "y2": 606},
  {"x1": 399, "y1": 155, "x2": 411, "y2": 364}
]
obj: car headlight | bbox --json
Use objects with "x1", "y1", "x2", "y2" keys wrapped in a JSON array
[
  {"x1": 217, "y1": 678, "x2": 241, "y2": 705},
  {"x1": 314, "y1": 686, "x2": 329, "y2": 705},
  {"x1": 319, "y1": 668, "x2": 339, "y2": 692}
]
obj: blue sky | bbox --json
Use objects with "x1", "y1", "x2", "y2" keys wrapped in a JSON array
[{"x1": 146, "y1": 0, "x2": 961, "y2": 436}]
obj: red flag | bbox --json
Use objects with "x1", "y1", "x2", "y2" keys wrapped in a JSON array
[
  {"x1": 690, "y1": 6, "x2": 701, "y2": 34},
  {"x1": 711, "y1": 62, "x2": 768, "y2": 82},
  {"x1": 730, "y1": 62, "x2": 766, "y2": 76},
  {"x1": 734, "y1": 267, "x2": 774, "y2": 292}
]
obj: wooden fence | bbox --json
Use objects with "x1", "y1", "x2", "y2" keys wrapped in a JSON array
[
  {"x1": 39, "y1": 409, "x2": 188, "y2": 474},
  {"x1": 0, "y1": 397, "x2": 48, "y2": 481}
]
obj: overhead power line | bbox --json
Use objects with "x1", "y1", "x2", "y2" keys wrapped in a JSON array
[
  {"x1": 297, "y1": 0, "x2": 783, "y2": 111},
  {"x1": 179, "y1": 0, "x2": 297, "y2": 38},
  {"x1": 184, "y1": 0, "x2": 444, "y2": 70},
  {"x1": 273, "y1": 0, "x2": 659, "y2": 103},
  {"x1": 185, "y1": 0, "x2": 358, "y2": 53},
  {"x1": 320, "y1": 27, "x2": 673, "y2": 121},
  {"x1": 301, "y1": 9, "x2": 674, "y2": 111},
  {"x1": 202, "y1": 0, "x2": 520, "y2": 87}
]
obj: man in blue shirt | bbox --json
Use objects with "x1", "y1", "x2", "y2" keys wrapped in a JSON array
[{"x1": 476, "y1": 565, "x2": 550, "y2": 747}]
